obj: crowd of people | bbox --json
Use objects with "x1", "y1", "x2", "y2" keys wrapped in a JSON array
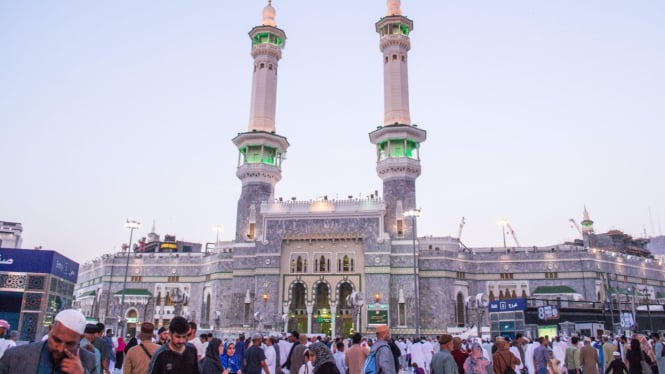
[{"x1": 1, "y1": 310, "x2": 665, "y2": 374}]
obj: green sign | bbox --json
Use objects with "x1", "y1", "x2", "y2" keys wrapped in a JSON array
[{"x1": 367, "y1": 303, "x2": 389, "y2": 325}]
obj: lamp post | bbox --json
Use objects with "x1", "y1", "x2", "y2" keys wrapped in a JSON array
[
  {"x1": 119, "y1": 219, "x2": 140, "y2": 338},
  {"x1": 497, "y1": 219, "x2": 508, "y2": 248},
  {"x1": 404, "y1": 208, "x2": 421, "y2": 338},
  {"x1": 641, "y1": 287, "x2": 653, "y2": 332}
]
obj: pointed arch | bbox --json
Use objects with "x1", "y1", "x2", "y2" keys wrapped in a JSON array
[{"x1": 456, "y1": 293, "x2": 466, "y2": 327}]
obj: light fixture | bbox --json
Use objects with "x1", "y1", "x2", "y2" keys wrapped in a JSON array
[
  {"x1": 263, "y1": 293, "x2": 269, "y2": 301},
  {"x1": 119, "y1": 219, "x2": 141, "y2": 339},
  {"x1": 374, "y1": 292, "x2": 381, "y2": 302}
]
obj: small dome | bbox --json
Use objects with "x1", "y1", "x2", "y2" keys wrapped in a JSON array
[
  {"x1": 262, "y1": 0, "x2": 276, "y2": 27},
  {"x1": 386, "y1": 0, "x2": 402, "y2": 16}
]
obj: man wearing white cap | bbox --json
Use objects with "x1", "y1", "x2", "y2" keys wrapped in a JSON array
[
  {"x1": 0, "y1": 309, "x2": 96, "y2": 373},
  {"x1": 0, "y1": 320, "x2": 11, "y2": 359}
]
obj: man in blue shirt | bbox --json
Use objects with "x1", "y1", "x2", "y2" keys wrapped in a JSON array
[{"x1": 532, "y1": 337, "x2": 550, "y2": 374}]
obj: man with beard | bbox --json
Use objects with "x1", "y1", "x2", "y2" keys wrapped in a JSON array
[
  {"x1": 157, "y1": 327, "x2": 169, "y2": 345},
  {"x1": 148, "y1": 316, "x2": 199, "y2": 374},
  {"x1": 0, "y1": 309, "x2": 96, "y2": 373}
]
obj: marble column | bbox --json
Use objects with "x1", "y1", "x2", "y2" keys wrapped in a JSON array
[
  {"x1": 330, "y1": 303, "x2": 337, "y2": 337},
  {"x1": 306, "y1": 302, "x2": 314, "y2": 334}
]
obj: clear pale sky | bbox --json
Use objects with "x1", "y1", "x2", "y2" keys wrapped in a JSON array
[{"x1": 2, "y1": 1, "x2": 664, "y2": 264}]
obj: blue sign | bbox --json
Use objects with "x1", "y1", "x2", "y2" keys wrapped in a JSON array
[
  {"x1": 0, "y1": 248, "x2": 79, "y2": 283},
  {"x1": 489, "y1": 298, "x2": 526, "y2": 312}
]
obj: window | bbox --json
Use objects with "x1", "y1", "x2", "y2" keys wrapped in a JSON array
[
  {"x1": 456, "y1": 272, "x2": 466, "y2": 279},
  {"x1": 131, "y1": 276, "x2": 142, "y2": 282},
  {"x1": 398, "y1": 302, "x2": 406, "y2": 326},
  {"x1": 396, "y1": 219, "x2": 404, "y2": 237},
  {"x1": 545, "y1": 272, "x2": 558, "y2": 279},
  {"x1": 167, "y1": 276, "x2": 179, "y2": 282},
  {"x1": 248, "y1": 223, "x2": 255, "y2": 240},
  {"x1": 456, "y1": 293, "x2": 465, "y2": 327},
  {"x1": 500, "y1": 273, "x2": 514, "y2": 280},
  {"x1": 343, "y1": 255, "x2": 351, "y2": 272}
]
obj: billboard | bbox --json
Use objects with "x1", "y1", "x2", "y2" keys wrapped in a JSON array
[
  {"x1": 0, "y1": 248, "x2": 79, "y2": 283},
  {"x1": 488, "y1": 298, "x2": 527, "y2": 312}
]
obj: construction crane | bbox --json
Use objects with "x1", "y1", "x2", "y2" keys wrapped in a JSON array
[
  {"x1": 505, "y1": 223, "x2": 521, "y2": 247},
  {"x1": 569, "y1": 218, "x2": 582, "y2": 236}
]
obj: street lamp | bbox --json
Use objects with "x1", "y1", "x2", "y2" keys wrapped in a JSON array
[
  {"x1": 497, "y1": 219, "x2": 508, "y2": 248},
  {"x1": 403, "y1": 208, "x2": 421, "y2": 338},
  {"x1": 119, "y1": 219, "x2": 140, "y2": 338},
  {"x1": 641, "y1": 287, "x2": 653, "y2": 332}
]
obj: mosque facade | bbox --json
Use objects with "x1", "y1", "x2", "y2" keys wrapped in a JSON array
[{"x1": 73, "y1": 1, "x2": 665, "y2": 339}]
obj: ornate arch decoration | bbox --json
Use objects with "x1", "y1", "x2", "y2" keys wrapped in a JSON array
[
  {"x1": 311, "y1": 279, "x2": 333, "y2": 304},
  {"x1": 286, "y1": 280, "x2": 308, "y2": 304}
]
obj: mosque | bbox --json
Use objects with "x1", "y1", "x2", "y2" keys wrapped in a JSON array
[{"x1": 73, "y1": 1, "x2": 665, "y2": 340}]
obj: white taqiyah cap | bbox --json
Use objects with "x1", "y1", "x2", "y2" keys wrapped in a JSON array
[{"x1": 54, "y1": 309, "x2": 87, "y2": 335}]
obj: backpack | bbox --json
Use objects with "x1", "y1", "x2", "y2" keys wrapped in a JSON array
[
  {"x1": 362, "y1": 345, "x2": 390, "y2": 374},
  {"x1": 499, "y1": 352, "x2": 517, "y2": 374}
]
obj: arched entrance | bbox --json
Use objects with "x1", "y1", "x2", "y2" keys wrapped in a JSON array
[
  {"x1": 126, "y1": 308, "x2": 138, "y2": 338},
  {"x1": 313, "y1": 282, "x2": 332, "y2": 334},
  {"x1": 288, "y1": 282, "x2": 307, "y2": 333},
  {"x1": 337, "y1": 282, "x2": 354, "y2": 337}
]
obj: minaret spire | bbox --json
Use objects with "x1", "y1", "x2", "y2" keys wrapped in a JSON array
[
  {"x1": 387, "y1": 0, "x2": 402, "y2": 16},
  {"x1": 581, "y1": 205, "x2": 594, "y2": 233},
  {"x1": 262, "y1": 0, "x2": 276, "y2": 27},
  {"x1": 232, "y1": 2, "x2": 289, "y2": 242},
  {"x1": 369, "y1": 1, "x2": 426, "y2": 240}
]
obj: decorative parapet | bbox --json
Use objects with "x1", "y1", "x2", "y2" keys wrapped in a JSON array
[{"x1": 261, "y1": 198, "x2": 385, "y2": 217}]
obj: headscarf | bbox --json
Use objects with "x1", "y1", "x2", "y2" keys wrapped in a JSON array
[
  {"x1": 637, "y1": 335, "x2": 656, "y2": 363},
  {"x1": 309, "y1": 342, "x2": 336, "y2": 373},
  {"x1": 464, "y1": 343, "x2": 490, "y2": 374},
  {"x1": 221, "y1": 341, "x2": 241, "y2": 373},
  {"x1": 206, "y1": 338, "x2": 223, "y2": 360},
  {"x1": 116, "y1": 337, "x2": 126, "y2": 352}
]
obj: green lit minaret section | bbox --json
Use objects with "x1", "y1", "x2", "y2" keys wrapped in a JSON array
[
  {"x1": 581, "y1": 205, "x2": 594, "y2": 248},
  {"x1": 369, "y1": 0, "x2": 426, "y2": 240},
  {"x1": 233, "y1": 1, "x2": 289, "y2": 243}
]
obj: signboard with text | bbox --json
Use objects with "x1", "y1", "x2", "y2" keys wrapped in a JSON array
[
  {"x1": 367, "y1": 303, "x2": 389, "y2": 325},
  {"x1": 620, "y1": 312, "x2": 635, "y2": 328},
  {"x1": 488, "y1": 298, "x2": 527, "y2": 313},
  {"x1": 537, "y1": 305, "x2": 560, "y2": 321}
]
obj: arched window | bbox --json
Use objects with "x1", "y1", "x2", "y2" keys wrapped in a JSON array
[
  {"x1": 498, "y1": 290, "x2": 504, "y2": 299},
  {"x1": 291, "y1": 259, "x2": 296, "y2": 273},
  {"x1": 489, "y1": 291, "x2": 495, "y2": 301},
  {"x1": 296, "y1": 256, "x2": 303, "y2": 272},
  {"x1": 319, "y1": 255, "x2": 326, "y2": 272},
  {"x1": 205, "y1": 294, "x2": 211, "y2": 322},
  {"x1": 343, "y1": 256, "x2": 350, "y2": 272},
  {"x1": 456, "y1": 293, "x2": 465, "y2": 327},
  {"x1": 156, "y1": 292, "x2": 162, "y2": 306},
  {"x1": 165, "y1": 292, "x2": 173, "y2": 306}
]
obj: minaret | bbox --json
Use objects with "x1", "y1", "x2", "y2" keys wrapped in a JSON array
[
  {"x1": 233, "y1": 1, "x2": 289, "y2": 242},
  {"x1": 581, "y1": 205, "x2": 594, "y2": 247},
  {"x1": 369, "y1": 0, "x2": 426, "y2": 239}
]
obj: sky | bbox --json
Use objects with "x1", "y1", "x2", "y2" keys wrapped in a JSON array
[{"x1": 2, "y1": 1, "x2": 664, "y2": 264}]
